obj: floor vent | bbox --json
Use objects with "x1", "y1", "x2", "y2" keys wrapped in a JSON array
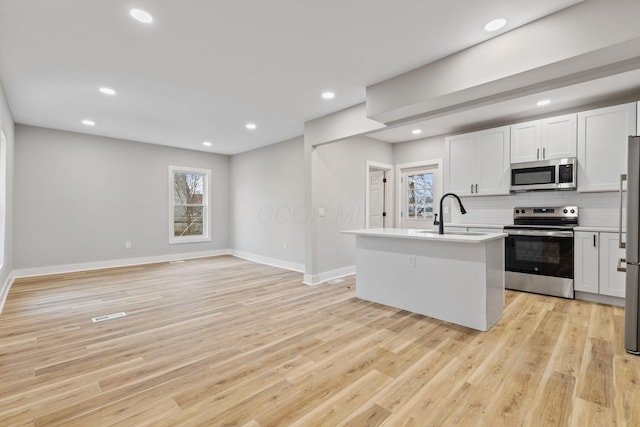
[
  {"x1": 92, "y1": 312, "x2": 127, "y2": 323},
  {"x1": 327, "y1": 278, "x2": 344, "y2": 285},
  {"x1": 169, "y1": 260, "x2": 186, "y2": 264}
]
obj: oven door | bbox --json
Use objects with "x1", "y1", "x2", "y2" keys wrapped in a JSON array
[{"x1": 505, "y1": 229, "x2": 574, "y2": 278}]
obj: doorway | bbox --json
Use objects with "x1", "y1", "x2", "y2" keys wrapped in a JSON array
[
  {"x1": 366, "y1": 161, "x2": 393, "y2": 228},
  {"x1": 397, "y1": 160, "x2": 442, "y2": 229}
]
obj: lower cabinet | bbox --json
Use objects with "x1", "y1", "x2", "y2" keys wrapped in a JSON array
[{"x1": 574, "y1": 231, "x2": 626, "y2": 298}]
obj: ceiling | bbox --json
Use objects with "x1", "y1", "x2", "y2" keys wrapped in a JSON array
[
  {"x1": 0, "y1": 0, "x2": 583, "y2": 155},
  {"x1": 368, "y1": 68, "x2": 640, "y2": 143}
]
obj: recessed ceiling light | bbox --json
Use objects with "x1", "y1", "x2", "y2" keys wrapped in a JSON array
[
  {"x1": 99, "y1": 87, "x2": 116, "y2": 95},
  {"x1": 130, "y1": 8, "x2": 153, "y2": 24},
  {"x1": 484, "y1": 18, "x2": 506, "y2": 32},
  {"x1": 412, "y1": 129, "x2": 422, "y2": 135},
  {"x1": 202, "y1": 141, "x2": 212, "y2": 147},
  {"x1": 245, "y1": 123, "x2": 257, "y2": 130},
  {"x1": 82, "y1": 119, "x2": 95, "y2": 126},
  {"x1": 537, "y1": 99, "x2": 552, "y2": 107},
  {"x1": 322, "y1": 91, "x2": 335, "y2": 100}
]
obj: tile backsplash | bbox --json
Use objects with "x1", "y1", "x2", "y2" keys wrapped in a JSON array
[{"x1": 450, "y1": 191, "x2": 625, "y2": 227}]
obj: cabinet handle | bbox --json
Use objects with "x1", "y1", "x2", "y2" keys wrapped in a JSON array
[
  {"x1": 542, "y1": 147, "x2": 546, "y2": 159},
  {"x1": 617, "y1": 258, "x2": 627, "y2": 273},
  {"x1": 470, "y1": 184, "x2": 473, "y2": 194},
  {"x1": 593, "y1": 234, "x2": 596, "y2": 247},
  {"x1": 620, "y1": 174, "x2": 627, "y2": 249},
  {"x1": 475, "y1": 184, "x2": 478, "y2": 193},
  {"x1": 537, "y1": 148, "x2": 540, "y2": 160}
]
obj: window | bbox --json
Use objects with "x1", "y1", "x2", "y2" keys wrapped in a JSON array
[
  {"x1": 169, "y1": 165, "x2": 210, "y2": 244},
  {"x1": 406, "y1": 171, "x2": 434, "y2": 219}
]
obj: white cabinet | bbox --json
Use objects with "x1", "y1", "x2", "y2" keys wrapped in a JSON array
[
  {"x1": 599, "y1": 233, "x2": 626, "y2": 298},
  {"x1": 510, "y1": 120, "x2": 540, "y2": 164},
  {"x1": 574, "y1": 232, "x2": 599, "y2": 293},
  {"x1": 577, "y1": 102, "x2": 637, "y2": 192},
  {"x1": 446, "y1": 133, "x2": 476, "y2": 196},
  {"x1": 445, "y1": 126, "x2": 510, "y2": 196},
  {"x1": 510, "y1": 114, "x2": 577, "y2": 164},
  {"x1": 574, "y1": 231, "x2": 626, "y2": 298}
]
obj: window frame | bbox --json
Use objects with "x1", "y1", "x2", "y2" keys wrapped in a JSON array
[
  {"x1": 168, "y1": 165, "x2": 211, "y2": 244},
  {"x1": 405, "y1": 171, "x2": 435, "y2": 220}
]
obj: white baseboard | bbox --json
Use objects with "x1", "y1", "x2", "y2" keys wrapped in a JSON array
[
  {"x1": 575, "y1": 291, "x2": 625, "y2": 307},
  {"x1": 12, "y1": 249, "x2": 232, "y2": 279},
  {"x1": 303, "y1": 265, "x2": 355, "y2": 286},
  {"x1": 229, "y1": 250, "x2": 305, "y2": 273},
  {"x1": 0, "y1": 271, "x2": 15, "y2": 315}
]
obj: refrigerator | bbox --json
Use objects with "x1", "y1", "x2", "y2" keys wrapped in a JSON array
[{"x1": 625, "y1": 135, "x2": 640, "y2": 355}]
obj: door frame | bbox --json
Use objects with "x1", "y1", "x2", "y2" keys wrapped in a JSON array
[
  {"x1": 365, "y1": 161, "x2": 394, "y2": 228},
  {"x1": 396, "y1": 159, "x2": 443, "y2": 228}
]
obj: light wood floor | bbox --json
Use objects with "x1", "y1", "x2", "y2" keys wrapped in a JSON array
[{"x1": 1, "y1": 255, "x2": 639, "y2": 426}]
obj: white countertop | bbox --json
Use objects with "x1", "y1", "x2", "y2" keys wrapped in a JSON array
[
  {"x1": 574, "y1": 226, "x2": 625, "y2": 232},
  {"x1": 342, "y1": 228, "x2": 507, "y2": 243}
]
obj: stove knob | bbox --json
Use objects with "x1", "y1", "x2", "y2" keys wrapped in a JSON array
[
  {"x1": 521, "y1": 209, "x2": 526, "y2": 214},
  {"x1": 515, "y1": 209, "x2": 520, "y2": 214},
  {"x1": 563, "y1": 209, "x2": 568, "y2": 214},
  {"x1": 570, "y1": 209, "x2": 575, "y2": 214}
]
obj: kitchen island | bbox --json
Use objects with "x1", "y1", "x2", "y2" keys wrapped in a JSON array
[{"x1": 343, "y1": 228, "x2": 507, "y2": 331}]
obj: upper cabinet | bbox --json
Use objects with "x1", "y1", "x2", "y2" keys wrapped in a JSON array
[
  {"x1": 577, "y1": 102, "x2": 637, "y2": 192},
  {"x1": 510, "y1": 114, "x2": 577, "y2": 164},
  {"x1": 445, "y1": 126, "x2": 510, "y2": 197}
]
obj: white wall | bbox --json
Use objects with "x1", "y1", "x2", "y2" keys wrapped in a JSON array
[
  {"x1": 306, "y1": 135, "x2": 393, "y2": 282},
  {"x1": 14, "y1": 125, "x2": 230, "y2": 271},
  {"x1": 393, "y1": 135, "x2": 445, "y2": 165},
  {"x1": 450, "y1": 192, "x2": 623, "y2": 228},
  {"x1": 303, "y1": 103, "x2": 386, "y2": 147},
  {"x1": 229, "y1": 136, "x2": 305, "y2": 270},
  {"x1": 0, "y1": 79, "x2": 15, "y2": 307}
]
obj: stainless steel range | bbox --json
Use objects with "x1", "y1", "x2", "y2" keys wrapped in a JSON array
[{"x1": 504, "y1": 206, "x2": 578, "y2": 299}]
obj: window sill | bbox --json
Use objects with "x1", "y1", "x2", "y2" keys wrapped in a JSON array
[{"x1": 169, "y1": 236, "x2": 211, "y2": 245}]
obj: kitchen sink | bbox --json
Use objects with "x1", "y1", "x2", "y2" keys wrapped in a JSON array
[{"x1": 415, "y1": 230, "x2": 487, "y2": 236}]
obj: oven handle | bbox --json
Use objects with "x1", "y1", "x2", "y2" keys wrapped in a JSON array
[{"x1": 506, "y1": 229, "x2": 574, "y2": 238}]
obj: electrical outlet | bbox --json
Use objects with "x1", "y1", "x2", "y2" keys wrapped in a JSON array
[
  {"x1": 318, "y1": 207, "x2": 326, "y2": 217},
  {"x1": 408, "y1": 255, "x2": 416, "y2": 268},
  {"x1": 125, "y1": 241, "x2": 132, "y2": 249}
]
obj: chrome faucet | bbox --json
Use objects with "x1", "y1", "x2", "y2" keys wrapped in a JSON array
[{"x1": 433, "y1": 193, "x2": 467, "y2": 234}]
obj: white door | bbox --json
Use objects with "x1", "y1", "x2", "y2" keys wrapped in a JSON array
[
  {"x1": 510, "y1": 120, "x2": 541, "y2": 163},
  {"x1": 599, "y1": 232, "x2": 626, "y2": 298},
  {"x1": 400, "y1": 166, "x2": 440, "y2": 229},
  {"x1": 368, "y1": 169, "x2": 385, "y2": 228},
  {"x1": 445, "y1": 133, "x2": 475, "y2": 196},
  {"x1": 541, "y1": 114, "x2": 577, "y2": 160},
  {"x1": 574, "y1": 231, "x2": 599, "y2": 293},
  {"x1": 476, "y1": 126, "x2": 511, "y2": 196},
  {"x1": 577, "y1": 102, "x2": 636, "y2": 192}
]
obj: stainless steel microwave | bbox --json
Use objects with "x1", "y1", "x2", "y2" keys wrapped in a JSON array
[{"x1": 510, "y1": 158, "x2": 577, "y2": 192}]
